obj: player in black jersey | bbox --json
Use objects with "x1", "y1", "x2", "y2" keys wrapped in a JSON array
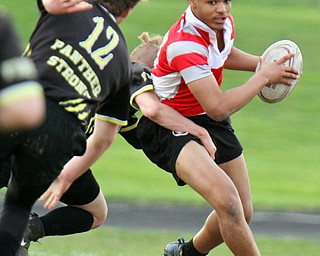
[
  {"x1": 40, "y1": 32, "x2": 216, "y2": 210},
  {"x1": 0, "y1": 1, "x2": 140, "y2": 255},
  {"x1": 13, "y1": 32, "x2": 216, "y2": 255},
  {"x1": 0, "y1": 10, "x2": 45, "y2": 132}
]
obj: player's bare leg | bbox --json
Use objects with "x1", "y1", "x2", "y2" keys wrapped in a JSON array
[
  {"x1": 18, "y1": 190, "x2": 107, "y2": 255},
  {"x1": 71, "y1": 189, "x2": 108, "y2": 229},
  {"x1": 175, "y1": 142, "x2": 260, "y2": 256},
  {"x1": 191, "y1": 154, "x2": 254, "y2": 252}
]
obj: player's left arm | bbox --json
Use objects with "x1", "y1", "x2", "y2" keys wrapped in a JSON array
[
  {"x1": 224, "y1": 46, "x2": 259, "y2": 72},
  {"x1": 40, "y1": 118, "x2": 120, "y2": 209}
]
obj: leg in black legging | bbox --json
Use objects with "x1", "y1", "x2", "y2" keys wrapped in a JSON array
[{"x1": 0, "y1": 178, "x2": 46, "y2": 256}]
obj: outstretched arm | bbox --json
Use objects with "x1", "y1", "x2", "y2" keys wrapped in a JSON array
[
  {"x1": 41, "y1": 0, "x2": 93, "y2": 14},
  {"x1": 135, "y1": 91, "x2": 216, "y2": 160},
  {"x1": 40, "y1": 118, "x2": 119, "y2": 209}
]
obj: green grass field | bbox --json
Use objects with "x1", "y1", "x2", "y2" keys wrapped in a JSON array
[
  {"x1": 1, "y1": 0, "x2": 320, "y2": 255},
  {"x1": 23, "y1": 227, "x2": 320, "y2": 256}
]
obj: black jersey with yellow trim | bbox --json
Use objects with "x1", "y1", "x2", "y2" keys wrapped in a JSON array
[
  {"x1": 0, "y1": 12, "x2": 21, "y2": 64},
  {"x1": 27, "y1": 0, "x2": 131, "y2": 131},
  {"x1": 119, "y1": 62, "x2": 153, "y2": 149},
  {"x1": 129, "y1": 62, "x2": 153, "y2": 113}
]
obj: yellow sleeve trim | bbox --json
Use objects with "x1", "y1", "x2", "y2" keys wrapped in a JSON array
[
  {"x1": 130, "y1": 84, "x2": 153, "y2": 110},
  {"x1": 95, "y1": 113, "x2": 128, "y2": 126},
  {"x1": 119, "y1": 120, "x2": 139, "y2": 132}
]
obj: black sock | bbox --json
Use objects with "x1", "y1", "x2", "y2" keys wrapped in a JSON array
[
  {"x1": 0, "y1": 206, "x2": 31, "y2": 255},
  {"x1": 0, "y1": 177, "x2": 42, "y2": 255},
  {"x1": 0, "y1": 158, "x2": 11, "y2": 189},
  {"x1": 183, "y1": 239, "x2": 207, "y2": 256},
  {"x1": 0, "y1": 231, "x2": 20, "y2": 256},
  {"x1": 40, "y1": 206, "x2": 94, "y2": 236}
]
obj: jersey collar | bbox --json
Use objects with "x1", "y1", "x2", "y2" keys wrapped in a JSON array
[{"x1": 185, "y1": 6, "x2": 233, "y2": 46}]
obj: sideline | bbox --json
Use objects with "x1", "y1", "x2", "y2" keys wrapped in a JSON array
[
  {"x1": 105, "y1": 201, "x2": 320, "y2": 240},
  {"x1": 3, "y1": 198, "x2": 317, "y2": 241}
]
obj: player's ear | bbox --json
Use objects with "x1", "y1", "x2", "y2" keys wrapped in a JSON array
[
  {"x1": 188, "y1": 0, "x2": 195, "y2": 7},
  {"x1": 122, "y1": 8, "x2": 133, "y2": 20},
  {"x1": 115, "y1": 8, "x2": 133, "y2": 24}
]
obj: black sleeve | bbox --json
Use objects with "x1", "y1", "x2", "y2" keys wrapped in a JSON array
[
  {"x1": 0, "y1": 12, "x2": 31, "y2": 89},
  {"x1": 130, "y1": 62, "x2": 154, "y2": 109},
  {"x1": 96, "y1": 78, "x2": 130, "y2": 126},
  {"x1": 0, "y1": 12, "x2": 22, "y2": 61},
  {"x1": 0, "y1": 12, "x2": 39, "y2": 90},
  {"x1": 119, "y1": 114, "x2": 141, "y2": 149}
]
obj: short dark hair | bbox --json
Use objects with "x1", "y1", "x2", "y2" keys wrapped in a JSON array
[{"x1": 96, "y1": 0, "x2": 141, "y2": 17}]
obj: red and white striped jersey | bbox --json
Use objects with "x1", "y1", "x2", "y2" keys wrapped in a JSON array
[{"x1": 152, "y1": 6, "x2": 235, "y2": 116}]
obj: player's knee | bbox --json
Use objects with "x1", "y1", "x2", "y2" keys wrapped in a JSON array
[
  {"x1": 215, "y1": 190, "x2": 244, "y2": 223},
  {"x1": 223, "y1": 200, "x2": 243, "y2": 223},
  {"x1": 91, "y1": 204, "x2": 108, "y2": 229},
  {"x1": 87, "y1": 191, "x2": 108, "y2": 229}
]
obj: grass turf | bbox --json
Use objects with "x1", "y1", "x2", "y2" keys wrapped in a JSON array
[
  {"x1": 0, "y1": 0, "x2": 319, "y2": 254},
  {"x1": 27, "y1": 227, "x2": 320, "y2": 255}
]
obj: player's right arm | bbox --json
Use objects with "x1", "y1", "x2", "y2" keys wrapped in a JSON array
[
  {"x1": 40, "y1": 118, "x2": 120, "y2": 209},
  {"x1": 129, "y1": 62, "x2": 216, "y2": 158},
  {"x1": 224, "y1": 46, "x2": 259, "y2": 72},
  {"x1": 188, "y1": 53, "x2": 299, "y2": 121},
  {"x1": 135, "y1": 90, "x2": 216, "y2": 160}
]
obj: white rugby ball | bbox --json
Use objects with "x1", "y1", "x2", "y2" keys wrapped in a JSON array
[{"x1": 256, "y1": 40, "x2": 303, "y2": 103}]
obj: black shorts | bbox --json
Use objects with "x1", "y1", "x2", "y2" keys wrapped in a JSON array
[
  {"x1": 0, "y1": 99, "x2": 86, "y2": 187},
  {"x1": 0, "y1": 155, "x2": 100, "y2": 205},
  {"x1": 137, "y1": 115, "x2": 243, "y2": 186},
  {"x1": 60, "y1": 169, "x2": 100, "y2": 205}
]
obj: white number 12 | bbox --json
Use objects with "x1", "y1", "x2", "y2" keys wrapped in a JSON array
[{"x1": 80, "y1": 17, "x2": 119, "y2": 70}]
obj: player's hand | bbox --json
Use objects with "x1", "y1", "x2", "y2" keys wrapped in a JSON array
[
  {"x1": 258, "y1": 54, "x2": 300, "y2": 86},
  {"x1": 39, "y1": 175, "x2": 72, "y2": 209},
  {"x1": 42, "y1": 0, "x2": 93, "y2": 15},
  {"x1": 198, "y1": 129, "x2": 216, "y2": 160}
]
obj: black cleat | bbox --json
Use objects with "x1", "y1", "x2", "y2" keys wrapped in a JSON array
[
  {"x1": 16, "y1": 213, "x2": 44, "y2": 256},
  {"x1": 164, "y1": 237, "x2": 185, "y2": 256}
]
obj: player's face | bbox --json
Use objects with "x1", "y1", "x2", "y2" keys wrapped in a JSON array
[{"x1": 189, "y1": 0, "x2": 232, "y2": 31}]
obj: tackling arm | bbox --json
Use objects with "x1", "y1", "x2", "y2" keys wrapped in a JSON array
[
  {"x1": 40, "y1": 118, "x2": 120, "y2": 209},
  {"x1": 135, "y1": 91, "x2": 216, "y2": 159}
]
